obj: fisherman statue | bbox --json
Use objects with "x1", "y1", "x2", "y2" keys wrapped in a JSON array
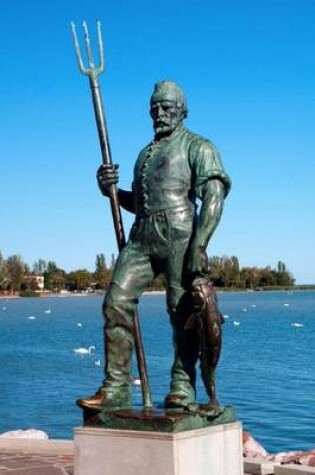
[{"x1": 77, "y1": 80, "x2": 231, "y2": 413}]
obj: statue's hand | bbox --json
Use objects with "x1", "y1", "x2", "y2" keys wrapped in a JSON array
[
  {"x1": 97, "y1": 164, "x2": 119, "y2": 197},
  {"x1": 187, "y1": 241, "x2": 208, "y2": 285}
]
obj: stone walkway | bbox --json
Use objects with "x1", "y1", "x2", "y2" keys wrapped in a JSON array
[
  {"x1": 0, "y1": 439, "x2": 73, "y2": 474},
  {"x1": 2, "y1": 438, "x2": 313, "y2": 475}
]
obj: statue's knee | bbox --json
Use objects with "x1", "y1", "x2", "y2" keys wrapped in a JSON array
[
  {"x1": 103, "y1": 283, "x2": 137, "y2": 320},
  {"x1": 102, "y1": 287, "x2": 114, "y2": 317}
]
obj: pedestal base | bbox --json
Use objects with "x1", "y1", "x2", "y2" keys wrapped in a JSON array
[
  {"x1": 74, "y1": 421, "x2": 243, "y2": 475},
  {"x1": 83, "y1": 405, "x2": 236, "y2": 432}
]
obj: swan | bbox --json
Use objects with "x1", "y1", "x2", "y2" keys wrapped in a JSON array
[
  {"x1": 44, "y1": 309, "x2": 51, "y2": 314},
  {"x1": 74, "y1": 345, "x2": 96, "y2": 355},
  {"x1": 94, "y1": 359, "x2": 101, "y2": 366},
  {"x1": 28, "y1": 316, "x2": 36, "y2": 320},
  {"x1": 233, "y1": 321, "x2": 241, "y2": 326},
  {"x1": 131, "y1": 376, "x2": 141, "y2": 386},
  {"x1": 291, "y1": 323, "x2": 304, "y2": 328}
]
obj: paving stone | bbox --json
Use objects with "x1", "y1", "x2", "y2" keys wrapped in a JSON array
[
  {"x1": 275, "y1": 465, "x2": 315, "y2": 474},
  {"x1": 7, "y1": 466, "x2": 70, "y2": 474},
  {"x1": 0, "y1": 456, "x2": 48, "y2": 469},
  {"x1": 244, "y1": 456, "x2": 278, "y2": 474}
]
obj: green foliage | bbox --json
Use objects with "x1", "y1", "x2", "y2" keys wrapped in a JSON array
[
  {"x1": 110, "y1": 253, "x2": 117, "y2": 270},
  {"x1": 33, "y1": 258, "x2": 47, "y2": 274},
  {"x1": 44, "y1": 261, "x2": 66, "y2": 291},
  {"x1": 0, "y1": 250, "x2": 297, "y2": 295},
  {"x1": 67, "y1": 269, "x2": 93, "y2": 291},
  {"x1": 0, "y1": 252, "x2": 8, "y2": 290},
  {"x1": 94, "y1": 253, "x2": 111, "y2": 290},
  {"x1": 6, "y1": 254, "x2": 25, "y2": 291},
  {"x1": 208, "y1": 256, "x2": 295, "y2": 290},
  {"x1": 19, "y1": 289, "x2": 40, "y2": 298}
]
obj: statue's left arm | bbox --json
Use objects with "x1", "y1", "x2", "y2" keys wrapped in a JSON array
[{"x1": 188, "y1": 139, "x2": 231, "y2": 285}]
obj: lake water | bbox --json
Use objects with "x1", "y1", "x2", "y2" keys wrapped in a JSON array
[{"x1": 1, "y1": 290, "x2": 314, "y2": 453}]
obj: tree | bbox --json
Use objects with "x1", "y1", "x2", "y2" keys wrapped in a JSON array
[
  {"x1": 94, "y1": 253, "x2": 111, "y2": 290},
  {"x1": 6, "y1": 254, "x2": 25, "y2": 291},
  {"x1": 20, "y1": 276, "x2": 40, "y2": 291},
  {"x1": 110, "y1": 254, "x2": 116, "y2": 270},
  {"x1": 67, "y1": 269, "x2": 92, "y2": 291},
  {"x1": 0, "y1": 252, "x2": 8, "y2": 290},
  {"x1": 208, "y1": 256, "x2": 225, "y2": 287},
  {"x1": 208, "y1": 255, "x2": 240, "y2": 288},
  {"x1": 33, "y1": 258, "x2": 47, "y2": 275},
  {"x1": 239, "y1": 266, "x2": 260, "y2": 289},
  {"x1": 277, "y1": 261, "x2": 286, "y2": 273},
  {"x1": 258, "y1": 266, "x2": 277, "y2": 287},
  {"x1": 44, "y1": 261, "x2": 66, "y2": 291},
  {"x1": 275, "y1": 261, "x2": 295, "y2": 287},
  {"x1": 222, "y1": 255, "x2": 240, "y2": 288}
]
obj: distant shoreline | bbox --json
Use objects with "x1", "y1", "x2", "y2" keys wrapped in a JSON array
[
  {"x1": 1, "y1": 287, "x2": 314, "y2": 300},
  {"x1": 0, "y1": 295, "x2": 20, "y2": 299}
]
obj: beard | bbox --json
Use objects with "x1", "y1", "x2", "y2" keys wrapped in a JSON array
[{"x1": 154, "y1": 118, "x2": 180, "y2": 137}]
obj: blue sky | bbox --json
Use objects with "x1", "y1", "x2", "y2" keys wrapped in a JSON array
[{"x1": 1, "y1": 0, "x2": 314, "y2": 283}]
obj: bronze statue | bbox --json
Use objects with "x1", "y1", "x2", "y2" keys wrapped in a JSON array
[{"x1": 76, "y1": 79, "x2": 231, "y2": 413}]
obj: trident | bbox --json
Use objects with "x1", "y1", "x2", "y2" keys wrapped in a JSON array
[{"x1": 71, "y1": 20, "x2": 152, "y2": 408}]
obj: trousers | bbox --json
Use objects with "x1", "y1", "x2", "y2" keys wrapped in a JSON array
[{"x1": 101, "y1": 207, "x2": 200, "y2": 397}]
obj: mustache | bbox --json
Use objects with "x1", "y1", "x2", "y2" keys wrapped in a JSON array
[{"x1": 155, "y1": 119, "x2": 170, "y2": 126}]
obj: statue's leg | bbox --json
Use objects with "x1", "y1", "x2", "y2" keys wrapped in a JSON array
[
  {"x1": 98, "y1": 282, "x2": 138, "y2": 408},
  {"x1": 164, "y1": 286, "x2": 200, "y2": 409},
  {"x1": 77, "y1": 239, "x2": 155, "y2": 410},
  {"x1": 162, "y1": 214, "x2": 200, "y2": 409}
]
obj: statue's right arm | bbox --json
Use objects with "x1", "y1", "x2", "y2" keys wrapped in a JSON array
[{"x1": 97, "y1": 164, "x2": 136, "y2": 214}]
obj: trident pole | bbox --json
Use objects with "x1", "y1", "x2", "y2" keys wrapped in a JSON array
[{"x1": 71, "y1": 20, "x2": 152, "y2": 408}]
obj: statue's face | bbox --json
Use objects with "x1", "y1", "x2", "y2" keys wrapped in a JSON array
[{"x1": 150, "y1": 99, "x2": 182, "y2": 137}]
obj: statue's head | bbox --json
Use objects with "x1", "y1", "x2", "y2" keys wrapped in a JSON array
[{"x1": 150, "y1": 80, "x2": 188, "y2": 138}]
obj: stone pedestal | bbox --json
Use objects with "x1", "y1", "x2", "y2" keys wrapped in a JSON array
[{"x1": 74, "y1": 421, "x2": 243, "y2": 475}]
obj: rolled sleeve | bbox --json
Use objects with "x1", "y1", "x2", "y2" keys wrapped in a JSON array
[{"x1": 189, "y1": 138, "x2": 231, "y2": 198}]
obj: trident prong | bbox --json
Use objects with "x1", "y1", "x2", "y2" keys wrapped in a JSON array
[{"x1": 71, "y1": 20, "x2": 105, "y2": 77}]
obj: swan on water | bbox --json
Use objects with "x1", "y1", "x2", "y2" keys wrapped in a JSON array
[
  {"x1": 44, "y1": 309, "x2": 51, "y2": 314},
  {"x1": 74, "y1": 346, "x2": 96, "y2": 355},
  {"x1": 233, "y1": 321, "x2": 241, "y2": 326},
  {"x1": 291, "y1": 323, "x2": 304, "y2": 328}
]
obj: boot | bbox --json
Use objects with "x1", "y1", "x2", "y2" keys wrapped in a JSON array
[
  {"x1": 76, "y1": 386, "x2": 132, "y2": 410},
  {"x1": 164, "y1": 383, "x2": 196, "y2": 409},
  {"x1": 164, "y1": 324, "x2": 199, "y2": 409}
]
